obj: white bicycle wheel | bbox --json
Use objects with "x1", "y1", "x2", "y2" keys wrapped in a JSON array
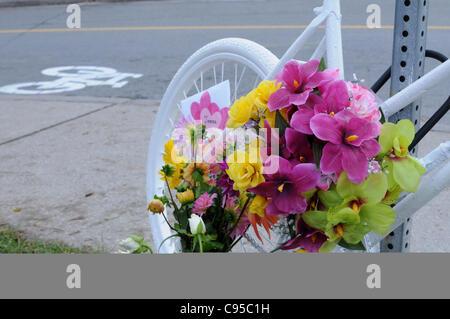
[{"x1": 146, "y1": 37, "x2": 284, "y2": 253}]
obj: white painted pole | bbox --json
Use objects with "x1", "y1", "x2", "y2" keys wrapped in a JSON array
[{"x1": 324, "y1": 0, "x2": 344, "y2": 79}]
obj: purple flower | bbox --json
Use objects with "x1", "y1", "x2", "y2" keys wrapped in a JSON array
[
  {"x1": 290, "y1": 80, "x2": 349, "y2": 134},
  {"x1": 217, "y1": 162, "x2": 239, "y2": 197},
  {"x1": 310, "y1": 110, "x2": 380, "y2": 184},
  {"x1": 267, "y1": 59, "x2": 334, "y2": 111},
  {"x1": 249, "y1": 155, "x2": 320, "y2": 216},
  {"x1": 192, "y1": 192, "x2": 217, "y2": 216},
  {"x1": 281, "y1": 217, "x2": 328, "y2": 252},
  {"x1": 284, "y1": 128, "x2": 314, "y2": 165}
]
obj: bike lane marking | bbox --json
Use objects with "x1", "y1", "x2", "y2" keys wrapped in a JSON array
[{"x1": 0, "y1": 66, "x2": 143, "y2": 95}]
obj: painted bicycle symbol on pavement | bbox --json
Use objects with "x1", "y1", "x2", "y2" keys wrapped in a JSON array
[{"x1": 0, "y1": 66, "x2": 143, "y2": 94}]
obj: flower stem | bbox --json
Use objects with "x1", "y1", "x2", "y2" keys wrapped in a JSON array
[
  {"x1": 198, "y1": 234, "x2": 203, "y2": 253},
  {"x1": 164, "y1": 176, "x2": 179, "y2": 211},
  {"x1": 229, "y1": 225, "x2": 250, "y2": 251},
  {"x1": 227, "y1": 196, "x2": 251, "y2": 237}
]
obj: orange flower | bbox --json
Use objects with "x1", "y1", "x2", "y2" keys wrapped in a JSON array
[{"x1": 247, "y1": 211, "x2": 279, "y2": 244}]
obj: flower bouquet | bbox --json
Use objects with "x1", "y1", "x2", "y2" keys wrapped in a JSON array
[{"x1": 149, "y1": 58, "x2": 426, "y2": 253}]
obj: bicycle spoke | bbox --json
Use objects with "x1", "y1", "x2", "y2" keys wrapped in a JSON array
[
  {"x1": 252, "y1": 74, "x2": 260, "y2": 89},
  {"x1": 200, "y1": 72, "x2": 204, "y2": 91},
  {"x1": 193, "y1": 79, "x2": 200, "y2": 93},
  {"x1": 235, "y1": 65, "x2": 246, "y2": 99}
]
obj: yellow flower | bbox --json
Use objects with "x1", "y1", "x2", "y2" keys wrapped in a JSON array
[
  {"x1": 251, "y1": 80, "x2": 281, "y2": 127},
  {"x1": 226, "y1": 95, "x2": 254, "y2": 129},
  {"x1": 226, "y1": 149, "x2": 265, "y2": 192},
  {"x1": 226, "y1": 81, "x2": 281, "y2": 129},
  {"x1": 183, "y1": 162, "x2": 210, "y2": 185},
  {"x1": 176, "y1": 189, "x2": 195, "y2": 204},
  {"x1": 249, "y1": 195, "x2": 268, "y2": 217},
  {"x1": 253, "y1": 80, "x2": 280, "y2": 108},
  {"x1": 160, "y1": 139, "x2": 186, "y2": 189},
  {"x1": 162, "y1": 139, "x2": 186, "y2": 166}
]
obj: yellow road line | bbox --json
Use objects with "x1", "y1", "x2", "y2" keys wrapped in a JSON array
[{"x1": 0, "y1": 24, "x2": 449, "y2": 34}]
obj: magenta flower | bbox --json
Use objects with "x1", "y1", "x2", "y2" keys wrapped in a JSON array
[
  {"x1": 284, "y1": 128, "x2": 314, "y2": 165},
  {"x1": 310, "y1": 110, "x2": 381, "y2": 184},
  {"x1": 267, "y1": 59, "x2": 334, "y2": 111},
  {"x1": 290, "y1": 80, "x2": 349, "y2": 135},
  {"x1": 281, "y1": 217, "x2": 328, "y2": 252},
  {"x1": 190, "y1": 91, "x2": 229, "y2": 129},
  {"x1": 192, "y1": 192, "x2": 218, "y2": 216},
  {"x1": 249, "y1": 155, "x2": 320, "y2": 216},
  {"x1": 217, "y1": 162, "x2": 239, "y2": 197}
]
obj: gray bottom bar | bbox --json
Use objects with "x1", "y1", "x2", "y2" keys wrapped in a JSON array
[{"x1": 0, "y1": 254, "x2": 449, "y2": 299}]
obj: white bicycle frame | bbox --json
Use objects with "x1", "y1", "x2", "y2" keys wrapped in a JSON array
[{"x1": 153, "y1": 0, "x2": 450, "y2": 252}]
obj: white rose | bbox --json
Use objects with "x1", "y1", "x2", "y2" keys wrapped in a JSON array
[{"x1": 188, "y1": 214, "x2": 206, "y2": 235}]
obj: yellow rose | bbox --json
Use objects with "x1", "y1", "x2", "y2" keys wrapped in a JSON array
[
  {"x1": 226, "y1": 95, "x2": 254, "y2": 129},
  {"x1": 251, "y1": 80, "x2": 281, "y2": 127},
  {"x1": 226, "y1": 150, "x2": 264, "y2": 192}
]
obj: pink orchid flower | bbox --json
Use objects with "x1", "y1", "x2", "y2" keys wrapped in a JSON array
[
  {"x1": 290, "y1": 79, "x2": 349, "y2": 134},
  {"x1": 310, "y1": 110, "x2": 380, "y2": 184},
  {"x1": 267, "y1": 59, "x2": 334, "y2": 111}
]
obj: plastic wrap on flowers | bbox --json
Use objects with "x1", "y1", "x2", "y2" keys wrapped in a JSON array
[{"x1": 149, "y1": 59, "x2": 426, "y2": 253}]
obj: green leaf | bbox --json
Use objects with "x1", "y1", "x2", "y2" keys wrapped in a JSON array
[
  {"x1": 192, "y1": 170, "x2": 203, "y2": 183},
  {"x1": 379, "y1": 108, "x2": 386, "y2": 124},
  {"x1": 275, "y1": 110, "x2": 289, "y2": 137},
  {"x1": 359, "y1": 203, "x2": 396, "y2": 235},
  {"x1": 203, "y1": 241, "x2": 225, "y2": 251},
  {"x1": 338, "y1": 239, "x2": 366, "y2": 251},
  {"x1": 161, "y1": 164, "x2": 176, "y2": 177},
  {"x1": 318, "y1": 57, "x2": 327, "y2": 72},
  {"x1": 312, "y1": 141, "x2": 323, "y2": 170},
  {"x1": 302, "y1": 210, "x2": 328, "y2": 231}
]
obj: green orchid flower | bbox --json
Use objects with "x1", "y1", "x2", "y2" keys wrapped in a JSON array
[
  {"x1": 378, "y1": 119, "x2": 426, "y2": 193},
  {"x1": 303, "y1": 172, "x2": 396, "y2": 246}
]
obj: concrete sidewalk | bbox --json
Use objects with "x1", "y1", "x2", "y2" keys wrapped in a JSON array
[
  {"x1": 0, "y1": 95, "x2": 156, "y2": 252},
  {"x1": 0, "y1": 94, "x2": 449, "y2": 252}
]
